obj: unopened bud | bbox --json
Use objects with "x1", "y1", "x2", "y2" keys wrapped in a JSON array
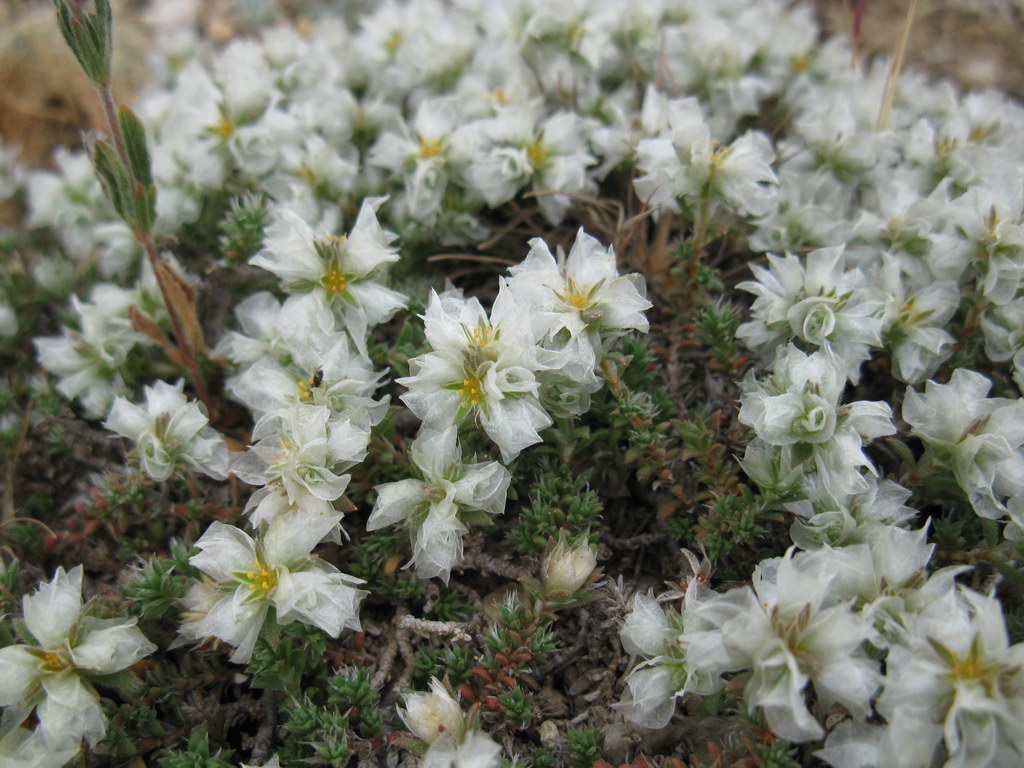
[
  {"x1": 541, "y1": 537, "x2": 598, "y2": 597},
  {"x1": 399, "y1": 677, "x2": 465, "y2": 744}
]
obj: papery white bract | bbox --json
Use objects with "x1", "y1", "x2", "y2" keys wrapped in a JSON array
[
  {"x1": 507, "y1": 228, "x2": 651, "y2": 388},
  {"x1": 398, "y1": 677, "x2": 465, "y2": 744},
  {"x1": 105, "y1": 380, "x2": 229, "y2": 481},
  {"x1": 904, "y1": 369, "x2": 1024, "y2": 520},
  {"x1": 398, "y1": 286, "x2": 551, "y2": 461},
  {"x1": 421, "y1": 729, "x2": 502, "y2": 768},
  {"x1": 182, "y1": 508, "x2": 367, "y2": 663},
  {"x1": 250, "y1": 197, "x2": 407, "y2": 353},
  {"x1": 0, "y1": 566, "x2": 155, "y2": 751},
  {"x1": 367, "y1": 425, "x2": 510, "y2": 582},
  {"x1": 232, "y1": 405, "x2": 369, "y2": 523}
]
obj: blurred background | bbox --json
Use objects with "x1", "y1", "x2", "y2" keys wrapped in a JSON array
[{"x1": 1, "y1": 0, "x2": 1022, "y2": 169}]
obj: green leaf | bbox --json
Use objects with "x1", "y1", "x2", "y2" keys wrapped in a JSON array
[
  {"x1": 52, "y1": 0, "x2": 112, "y2": 85},
  {"x1": 118, "y1": 105, "x2": 154, "y2": 187},
  {"x1": 92, "y1": 139, "x2": 131, "y2": 221}
]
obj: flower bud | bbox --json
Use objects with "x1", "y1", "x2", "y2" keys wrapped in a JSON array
[
  {"x1": 399, "y1": 678, "x2": 465, "y2": 744},
  {"x1": 541, "y1": 537, "x2": 598, "y2": 597}
]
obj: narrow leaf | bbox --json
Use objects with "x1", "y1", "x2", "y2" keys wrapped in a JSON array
[
  {"x1": 154, "y1": 259, "x2": 204, "y2": 355},
  {"x1": 118, "y1": 106, "x2": 154, "y2": 187},
  {"x1": 91, "y1": 139, "x2": 131, "y2": 221}
]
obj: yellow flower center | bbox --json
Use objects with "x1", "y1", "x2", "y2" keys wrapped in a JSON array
[
  {"x1": 457, "y1": 375, "x2": 484, "y2": 409},
  {"x1": 791, "y1": 54, "x2": 810, "y2": 73},
  {"x1": 949, "y1": 651, "x2": 989, "y2": 681},
  {"x1": 386, "y1": 30, "x2": 403, "y2": 54},
  {"x1": 272, "y1": 439, "x2": 292, "y2": 466},
  {"x1": 322, "y1": 269, "x2": 349, "y2": 296},
  {"x1": 419, "y1": 137, "x2": 444, "y2": 158},
  {"x1": 295, "y1": 377, "x2": 316, "y2": 403},
  {"x1": 468, "y1": 325, "x2": 494, "y2": 347},
  {"x1": 299, "y1": 164, "x2": 317, "y2": 186},
  {"x1": 245, "y1": 561, "x2": 278, "y2": 594},
  {"x1": 43, "y1": 651, "x2": 70, "y2": 672},
  {"x1": 492, "y1": 88, "x2": 508, "y2": 105},
  {"x1": 710, "y1": 140, "x2": 732, "y2": 166},
  {"x1": 210, "y1": 117, "x2": 236, "y2": 140},
  {"x1": 971, "y1": 124, "x2": 992, "y2": 143},
  {"x1": 527, "y1": 139, "x2": 549, "y2": 170},
  {"x1": 561, "y1": 279, "x2": 592, "y2": 310}
]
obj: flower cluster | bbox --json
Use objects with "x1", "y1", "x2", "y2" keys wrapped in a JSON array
[
  {"x1": 0, "y1": 567, "x2": 155, "y2": 760},
  {"x1": 8, "y1": 0, "x2": 1024, "y2": 765},
  {"x1": 620, "y1": 535, "x2": 1024, "y2": 766},
  {"x1": 374, "y1": 228, "x2": 649, "y2": 580}
]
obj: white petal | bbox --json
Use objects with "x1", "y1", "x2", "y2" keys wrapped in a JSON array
[
  {"x1": 0, "y1": 646, "x2": 41, "y2": 707},
  {"x1": 71, "y1": 618, "x2": 156, "y2": 674},
  {"x1": 38, "y1": 671, "x2": 105, "y2": 747},
  {"x1": 273, "y1": 568, "x2": 366, "y2": 636},
  {"x1": 23, "y1": 566, "x2": 83, "y2": 650}
]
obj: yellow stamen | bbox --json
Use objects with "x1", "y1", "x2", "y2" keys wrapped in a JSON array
[
  {"x1": 386, "y1": 30, "x2": 403, "y2": 53},
  {"x1": 949, "y1": 651, "x2": 989, "y2": 681},
  {"x1": 296, "y1": 376, "x2": 316, "y2": 403},
  {"x1": 457, "y1": 375, "x2": 484, "y2": 409},
  {"x1": 322, "y1": 269, "x2": 349, "y2": 296},
  {"x1": 561, "y1": 279, "x2": 592, "y2": 310},
  {"x1": 469, "y1": 325, "x2": 494, "y2": 347},
  {"x1": 527, "y1": 138, "x2": 549, "y2": 170},
  {"x1": 245, "y1": 560, "x2": 278, "y2": 594},
  {"x1": 419, "y1": 137, "x2": 444, "y2": 158},
  {"x1": 43, "y1": 651, "x2": 69, "y2": 672},
  {"x1": 210, "y1": 117, "x2": 235, "y2": 140},
  {"x1": 492, "y1": 88, "x2": 508, "y2": 105},
  {"x1": 272, "y1": 439, "x2": 292, "y2": 466}
]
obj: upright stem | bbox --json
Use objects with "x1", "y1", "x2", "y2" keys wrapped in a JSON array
[
  {"x1": 876, "y1": 0, "x2": 919, "y2": 131},
  {"x1": 97, "y1": 83, "x2": 131, "y2": 172},
  {"x1": 94, "y1": 82, "x2": 214, "y2": 412}
]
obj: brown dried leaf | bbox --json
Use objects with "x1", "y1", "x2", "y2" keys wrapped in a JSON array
[
  {"x1": 154, "y1": 258, "x2": 204, "y2": 354},
  {"x1": 128, "y1": 305, "x2": 170, "y2": 349}
]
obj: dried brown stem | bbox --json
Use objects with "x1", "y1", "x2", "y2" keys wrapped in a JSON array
[{"x1": 397, "y1": 614, "x2": 475, "y2": 643}]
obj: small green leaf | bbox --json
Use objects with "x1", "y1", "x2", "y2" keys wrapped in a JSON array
[
  {"x1": 92, "y1": 139, "x2": 132, "y2": 221},
  {"x1": 118, "y1": 105, "x2": 153, "y2": 187},
  {"x1": 52, "y1": 0, "x2": 113, "y2": 85}
]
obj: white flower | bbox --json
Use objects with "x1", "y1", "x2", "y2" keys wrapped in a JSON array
[
  {"x1": 980, "y1": 297, "x2": 1024, "y2": 364},
  {"x1": 686, "y1": 549, "x2": 879, "y2": 742},
  {"x1": 250, "y1": 198, "x2": 407, "y2": 352},
  {"x1": 507, "y1": 229, "x2": 652, "y2": 385},
  {"x1": 105, "y1": 380, "x2": 230, "y2": 482},
  {"x1": 183, "y1": 508, "x2": 367, "y2": 663},
  {"x1": 877, "y1": 588, "x2": 1024, "y2": 768},
  {"x1": 369, "y1": 97, "x2": 462, "y2": 225},
  {"x1": 421, "y1": 729, "x2": 502, "y2": 768},
  {"x1": 213, "y1": 292, "x2": 335, "y2": 368},
  {"x1": 0, "y1": 566, "x2": 155, "y2": 750},
  {"x1": 367, "y1": 425, "x2": 510, "y2": 582},
  {"x1": 461, "y1": 105, "x2": 597, "y2": 224},
  {"x1": 634, "y1": 95, "x2": 777, "y2": 216},
  {"x1": 0, "y1": 727, "x2": 80, "y2": 768},
  {"x1": 398, "y1": 286, "x2": 552, "y2": 461},
  {"x1": 226, "y1": 332, "x2": 388, "y2": 433},
  {"x1": 903, "y1": 369, "x2": 1024, "y2": 519},
  {"x1": 540, "y1": 537, "x2": 598, "y2": 597},
  {"x1": 233, "y1": 405, "x2": 369, "y2": 517},
  {"x1": 736, "y1": 246, "x2": 885, "y2": 382},
  {"x1": 874, "y1": 256, "x2": 957, "y2": 384},
  {"x1": 399, "y1": 677, "x2": 465, "y2": 744},
  {"x1": 616, "y1": 587, "x2": 722, "y2": 730},
  {"x1": 34, "y1": 293, "x2": 149, "y2": 419},
  {"x1": 738, "y1": 345, "x2": 894, "y2": 500}
]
